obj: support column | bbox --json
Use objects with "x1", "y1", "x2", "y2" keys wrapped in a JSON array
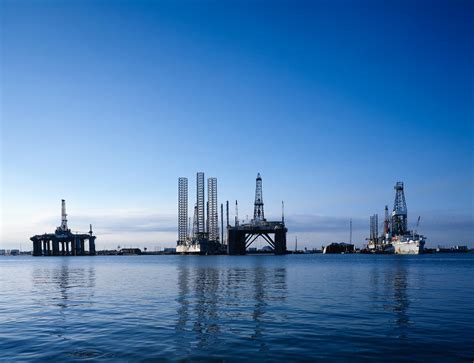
[
  {"x1": 274, "y1": 227, "x2": 287, "y2": 255},
  {"x1": 89, "y1": 237, "x2": 96, "y2": 256},
  {"x1": 74, "y1": 237, "x2": 80, "y2": 256},
  {"x1": 227, "y1": 229, "x2": 247, "y2": 255},
  {"x1": 52, "y1": 240, "x2": 59, "y2": 256},
  {"x1": 80, "y1": 239, "x2": 85, "y2": 256},
  {"x1": 33, "y1": 240, "x2": 42, "y2": 256}
]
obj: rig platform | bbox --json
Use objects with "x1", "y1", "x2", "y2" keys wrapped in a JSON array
[
  {"x1": 227, "y1": 221, "x2": 287, "y2": 255},
  {"x1": 30, "y1": 199, "x2": 96, "y2": 256}
]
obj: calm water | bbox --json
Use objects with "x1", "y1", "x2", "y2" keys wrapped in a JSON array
[{"x1": 1, "y1": 254, "x2": 473, "y2": 362}]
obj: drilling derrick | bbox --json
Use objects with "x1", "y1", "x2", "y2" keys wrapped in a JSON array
[
  {"x1": 60, "y1": 199, "x2": 68, "y2": 231},
  {"x1": 252, "y1": 173, "x2": 265, "y2": 224},
  {"x1": 391, "y1": 182, "x2": 408, "y2": 236}
]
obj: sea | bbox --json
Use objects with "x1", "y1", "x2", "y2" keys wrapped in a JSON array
[{"x1": 1, "y1": 254, "x2": 473, "y2": 362}]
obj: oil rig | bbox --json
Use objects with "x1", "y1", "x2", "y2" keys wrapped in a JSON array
[
  {"x1": 30, "y1": 200, "x2": 96, "y2": 256},
  {"x1": 227, "y1": 173, "x2": 288, "y2": 255},
  {"x1": 367, "y1": 182, "x2": 426, "y2": 254},
  {"x1": 176, "y1": 173, "x2": 287, "y2": 255},
  {"x1": 176, "y1": 172, "x2": 223, "y2": 254}
]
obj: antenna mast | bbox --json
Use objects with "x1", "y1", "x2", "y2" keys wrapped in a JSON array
[
  {"x1": 235, "y1": 200, "x2": 239, "y2": 226},
  {"x1": 282, "y1": 201, "x2": 285, "y2": 224},
  {"x1": 221, "y1": 203, "x2": 224, "y2": 244},
  {"x1": 226, "y1": 200, "x2": 229, "y2": 227},
  {"x1": 350, "y1": 219, "x2": 352, "y2": 244}
]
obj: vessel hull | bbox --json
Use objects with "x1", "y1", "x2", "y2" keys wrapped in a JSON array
[{"x1": 393, "y1": 240, "x2": 424, "y2": 254}]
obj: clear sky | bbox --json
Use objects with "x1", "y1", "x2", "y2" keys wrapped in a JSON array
[{"x1": 1, "y1": 0, "x2": 473, "y2": 250}]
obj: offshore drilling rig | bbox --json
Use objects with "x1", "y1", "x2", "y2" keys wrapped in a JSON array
[
  {"x1": 176, "y1": 172, "x2": 223, "y2": 254},
  {"x1": 227, "y1": 173, "x2": 287, "y2": 255},
  {"x1": 30, "y1": 200, "x2": 96, "y2": 256},
  {"x1": 367, "y1": 182, "x2": 426, "y2": 254},
  {"x1": 176, "y1": 172, "x2": 287, "y2": 255}
]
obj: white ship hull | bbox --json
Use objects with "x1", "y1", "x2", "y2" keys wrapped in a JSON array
[
  {"x1": 393, "y1": 238, "x2": 425, "y2": 255},
  {"x1": 176, "y1": 244, "x2": 201, "y2": 254}
]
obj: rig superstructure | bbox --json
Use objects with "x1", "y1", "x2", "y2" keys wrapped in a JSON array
[
  {"x1": 30, "y1": 200, "x2": 96, "y2": 256},
  {"x1": 227, "y1": 173, "x2": 287, "y2": 255}
]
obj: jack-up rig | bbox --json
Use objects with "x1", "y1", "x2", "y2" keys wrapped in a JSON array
[
  {"x1": 30, "y1": 200, "x2": 96, "y2": 256},
  {"x1": 367, "y1": 182, "x2": 426, "y2": 254},
  {"x1": 227, "y1": 173, "x2": 288, "y2": 255},
  {"x1": 176, "y1": 173, "x2": 224, "y2": 254}
]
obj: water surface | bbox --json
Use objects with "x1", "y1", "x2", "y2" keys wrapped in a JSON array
[{"x1": 1, "y1": 254, "x2": 473, "y2": 361}]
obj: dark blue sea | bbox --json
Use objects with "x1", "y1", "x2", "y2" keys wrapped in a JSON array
[{"x1": 1, "y1": 254, "x2": 473, "y2": 362}]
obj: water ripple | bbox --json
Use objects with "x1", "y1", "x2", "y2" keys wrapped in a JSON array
[{"x1": 0, "y1": 254, "x2": 473, "y2": 361}]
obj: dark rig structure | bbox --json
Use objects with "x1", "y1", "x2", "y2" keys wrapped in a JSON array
[
  {"x1": 227, "y1": 173, "x2": 288, "y2": 255},
  {"x1": 30, "y1": 200, "x2": 96, "y2": 256}
]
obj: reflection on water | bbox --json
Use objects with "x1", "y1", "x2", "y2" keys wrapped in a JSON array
[
  {"x1": 176, "y1": 258, "x2": 287, "y2": 354},
  {"x1": 392, "y1": 259, "x2": 409, "y2": 336},
  {"x1": 371, "y1": 258, "x2": 410, "y2": 339},
  {"x1": 2, "y1": 255, "x2": 471, "y2": 362},
  {"x1": 32, "y1": 260, "x2": 96, "y2": 311},
  {"x1": 193, "y1": 266, "x2": 220, "y2": 348}
]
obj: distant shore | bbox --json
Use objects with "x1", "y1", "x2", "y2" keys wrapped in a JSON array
[{"x1": 1, "y1": 248, "x2": 473, "y2": 256}]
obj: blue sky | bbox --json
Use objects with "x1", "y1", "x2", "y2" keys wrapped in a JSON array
[{"x1": 1, "y1": 0, "x2": 473, "y2": 250}]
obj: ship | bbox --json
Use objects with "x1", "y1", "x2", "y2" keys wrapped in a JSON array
[
  {"x1": 391, "y1": 233, "x2": 425, "y2": 255},
  {"x1": 367, "y1": 182, "x2": 426, "y2": 255}
]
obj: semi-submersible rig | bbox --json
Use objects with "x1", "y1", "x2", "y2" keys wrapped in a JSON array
[
  {"x1": 30, "y1": 200, "x2": 96, "y2": 256},
  {"x1": 367, "y1": 182, "x2": 426, "y2": 254}
]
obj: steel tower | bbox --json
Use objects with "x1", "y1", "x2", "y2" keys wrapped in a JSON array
[
  {"x1": 60, "y1": 199, "x2": 68, "y2": 231},
  {"x1": 196, "y1": 172, "x2": 205, "y2": 233},
  {"x1": 253, "y1": 173, "x2": 265, "y2": 223},
  {"x1": 178, "y1": 177, "x2": 188, "y2": 244},
  {"x1": 391, "y1": 182, "x2": 408, "y2": 236},
  {"x1": 207, "y1": 177, "x2": 218, "y2": 241},
  {"x1": 370, "y1": 214, "x2": 378, "y2": 241}
]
